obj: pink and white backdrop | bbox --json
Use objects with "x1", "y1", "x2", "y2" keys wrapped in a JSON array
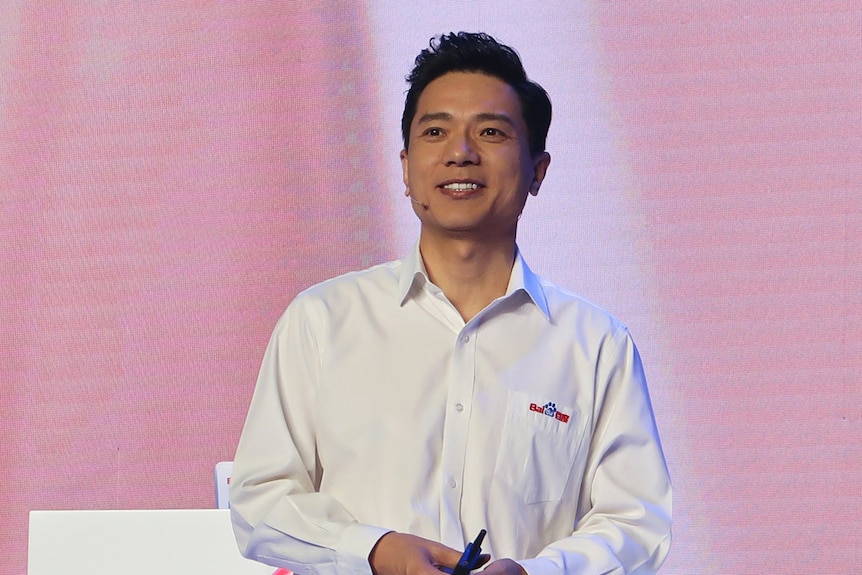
[{"x1": 1, "y1": 2, "x2": 859, "y2": 573}]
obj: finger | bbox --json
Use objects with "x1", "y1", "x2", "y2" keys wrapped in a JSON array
[
  {"x1": 481, "y1": 559, "x2": 527, "y2": 575},
  {"x1": 428, "y1": 543, "x2": 466, "y2": 571}
]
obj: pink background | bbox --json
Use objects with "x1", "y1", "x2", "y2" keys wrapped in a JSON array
[{"x1": 2, "y1": 2, "x2": 860, "y2": 573}]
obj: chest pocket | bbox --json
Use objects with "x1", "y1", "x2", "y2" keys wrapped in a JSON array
[{"x1": 493, "y1": 390, "x2": 587, "y2": 504}]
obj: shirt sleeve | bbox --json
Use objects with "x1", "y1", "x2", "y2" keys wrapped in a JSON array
[
  {"x1": 229, "y1": 298, "x2": 391, "y2": 575},
  {"x1": 518, "y1": 326, "x2": 672, "y2": 575}
]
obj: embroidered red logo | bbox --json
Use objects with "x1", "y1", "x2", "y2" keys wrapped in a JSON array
[{"x1": 530, "y1": 401, "x2": 570, "y2": 423}]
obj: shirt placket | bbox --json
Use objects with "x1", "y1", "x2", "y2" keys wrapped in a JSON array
[{"x1": 438, "y1": 323, "x2": 476, "y2": 548}]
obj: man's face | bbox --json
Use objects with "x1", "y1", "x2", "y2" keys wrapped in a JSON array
[{"x1": 401, "y1": 72, "x2": 550, "y2": 241}]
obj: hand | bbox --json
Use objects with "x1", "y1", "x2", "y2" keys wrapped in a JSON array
[
  {"x1": 369, "y1": 532, "x2": 463, "y2": 575},
  {"x1": 480, "y1": 558, "x2": 527, "y2": 575}
]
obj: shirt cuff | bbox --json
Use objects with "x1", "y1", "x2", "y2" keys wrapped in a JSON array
[{"x1": 335, "y1": 522, "x2": 393, "y2": 575}]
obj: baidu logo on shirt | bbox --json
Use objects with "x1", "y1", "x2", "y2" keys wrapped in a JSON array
[{"x1": 529, "y1": 401, "x2": 570, "y2": 423}]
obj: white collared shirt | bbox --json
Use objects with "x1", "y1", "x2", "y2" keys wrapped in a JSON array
[{"x1": 230, "y1": 245, "x2": 671, "y2": 575}]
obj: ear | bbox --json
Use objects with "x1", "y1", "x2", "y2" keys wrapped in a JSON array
[
  {"x1": 400, "y1": 149, "x2": 409, "y2": 192},
  {"x1": 529, "y1": 152, "x2": 551, "y2": 196}
]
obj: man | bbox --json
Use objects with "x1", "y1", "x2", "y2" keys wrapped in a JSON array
[{"x1": 230, "y1": 32, "x2": 671, "y2": 575}]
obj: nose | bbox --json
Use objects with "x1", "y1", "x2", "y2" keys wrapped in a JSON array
[{"x1": 445, "y1": 131, "x2": 479, "y2": 166}]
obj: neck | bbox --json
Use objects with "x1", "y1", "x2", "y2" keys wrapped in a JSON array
[{"x1": 418, "y1": 233, "x2": 516, "y2": 322}]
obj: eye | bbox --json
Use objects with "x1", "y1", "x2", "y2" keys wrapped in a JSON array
[
  {"x1": 480, "y1": 127, "x2": 507, "y2": 140},
  {"x1": 422, "y1": 127, "x2": 444, "y2": 137}
]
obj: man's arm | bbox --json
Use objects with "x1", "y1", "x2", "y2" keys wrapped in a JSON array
[
  {"x1": 230, "y1": 302, "x2": 388, "y2": 574},
  {"x1": 229, "y1": 300, "x2": 465, "y2": 575},
  {"x1": 517, "y1": 327, "x2": 672, "y2": 575}
]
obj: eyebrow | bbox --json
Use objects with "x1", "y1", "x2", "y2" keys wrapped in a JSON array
[
  {"x1": 415, "y1": 112, "x2": 517, "y2": 127},
  {"x1": 474, "y1": 112, "x2": 517, "y2": 127},
  {"x1": 416, "y1": 112, "x2": 452, "y2": 125}
]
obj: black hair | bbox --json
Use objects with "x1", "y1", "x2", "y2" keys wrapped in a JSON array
[{"x1": 401, "y1": 32, "x2": 552, "y2": 156}]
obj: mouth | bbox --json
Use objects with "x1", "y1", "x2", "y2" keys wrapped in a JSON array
[{"x1": 438, "y1": 180, "x2": 484, "y2": 197}]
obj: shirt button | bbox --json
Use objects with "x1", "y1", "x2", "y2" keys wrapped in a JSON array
[
  {"x1": 461, "y1": 335, "x2": 470, "y2": 344},
  {"x1": 448, "y1": 478, "x2": 457, "y2": 489},
  {"x1": 454, "y1": 403, "x2": 464, "y2": 412}
]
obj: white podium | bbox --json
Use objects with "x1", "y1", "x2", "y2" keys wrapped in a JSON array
[{"x1": 28, "y1": 509, "x2": 278, "y2": 575}]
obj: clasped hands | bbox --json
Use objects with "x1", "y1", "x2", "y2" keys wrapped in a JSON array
[{"x1": 369, "y1": 532, "x2": 526, "y2": 575}]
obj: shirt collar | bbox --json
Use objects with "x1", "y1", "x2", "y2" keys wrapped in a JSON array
[
  {"x1": 397, "y1": 242, "x2": 551, "y2": 321},
  {"x1": 397, "y1": 242, "x2": 430, "y2": 304},
  {"x1": 509, "y1": 247, "x2": 551, "y2": 320}
]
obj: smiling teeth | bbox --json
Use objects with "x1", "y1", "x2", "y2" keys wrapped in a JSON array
[{"x1": 443, "y1": 183, "x2": 479, "y2": 191}]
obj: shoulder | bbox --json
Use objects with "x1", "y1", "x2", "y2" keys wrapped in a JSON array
[
  {"x1": 537, "y1": 276, "x2": 630, "y2": 340},
  {"x1": 533, "y1": 279, "x2": 645, "y2": 384},
  {"x1": 279, "y1": 258, "x2": 403, "y2": 325},
  {"x1": 300, "y1": 259, "x2": 401, "y2": 300}
]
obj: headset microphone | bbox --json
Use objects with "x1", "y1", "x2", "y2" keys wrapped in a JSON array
[{"x1": 409, "y1": 196, "x2": 429, "y2": 210}]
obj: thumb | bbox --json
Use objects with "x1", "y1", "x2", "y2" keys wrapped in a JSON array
[{"x1": 428, "y1": 542, "x2": 465, "y2": 571}]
